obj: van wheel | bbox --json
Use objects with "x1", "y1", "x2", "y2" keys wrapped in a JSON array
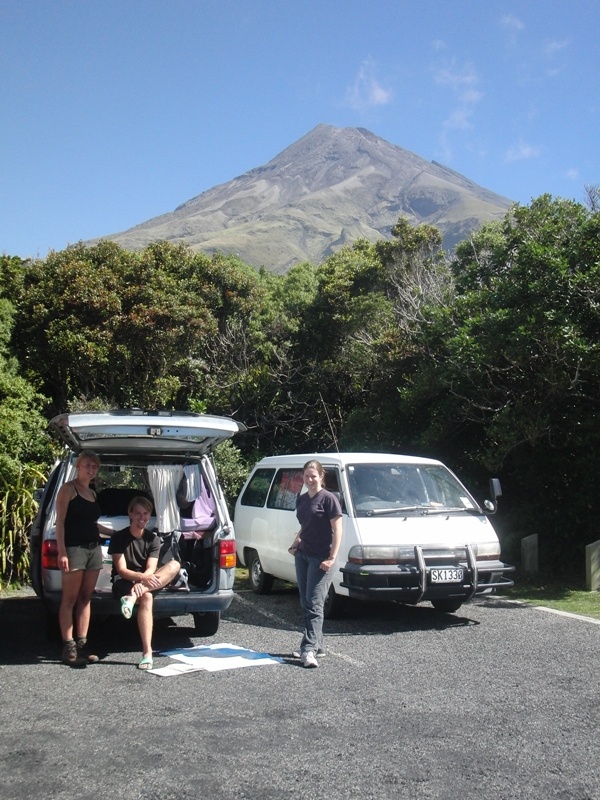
[
  {"x1": 43, "y1": 608, "x2": 62, "y2": 642},
  {"x1": 247, "y1": 550, "x2": 274, "y2": 594},
  {"x1": 431, "y1": 599, "x2": 463, "y2": 613},
  {"x1": 192, "y1": 611, "x2": 220, "y2": 636},
  {"x1": 30, "y1": 545, "x2": 43, "y2": 598},
  {"x1": 323, "y1": 585, "x2": 345, "y2": 619}
]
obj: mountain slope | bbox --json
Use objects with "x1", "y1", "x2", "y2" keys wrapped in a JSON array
[{"x1": 97, "y1": 124, "x2": 512, "y2": 273}]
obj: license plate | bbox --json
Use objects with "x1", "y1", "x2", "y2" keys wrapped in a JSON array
[{"x1": 430, "y1": 568, "x2": 463, "y2": 583}]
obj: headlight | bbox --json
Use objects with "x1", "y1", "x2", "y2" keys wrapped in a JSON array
[
  {"x1": 474, "y1": 541, "x2": 501, "y2": 560},
  {"x1": 348, "y1": 545, "x2": 416, "y2": 565}
]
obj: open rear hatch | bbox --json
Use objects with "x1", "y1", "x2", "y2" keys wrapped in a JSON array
[{"x1": 50, "y1": 410, "x2": 246, "y2": 457}]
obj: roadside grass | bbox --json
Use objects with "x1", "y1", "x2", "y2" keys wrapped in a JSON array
[
  {"x1": 501, "y1": 573, "x2": 600, "y2": 620},
  {"x1": 234, "y1": 566, "x2": 295, "y2": 593},
  {"x1": 235, "y1": 567, "x2": 252, "y2": 590}
]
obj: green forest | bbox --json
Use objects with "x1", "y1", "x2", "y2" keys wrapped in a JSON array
[{"x1": 1, "y1": 193, "x2": 599, "y2": 588}]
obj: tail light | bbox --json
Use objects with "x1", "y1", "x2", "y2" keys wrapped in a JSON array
[
  {"x1": 219, "y1": 539, "x2": 236, "y2": 569},
  {"x1": 42, "y1": 540, "x2": 59, "y2": 570}
]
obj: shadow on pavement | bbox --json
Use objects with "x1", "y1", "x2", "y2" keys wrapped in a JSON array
[
  {"x1": 229, "y1": 585, "x2": 491, "y2": 638},
  {"x1": 0, "y1": 590, "x2": 198, "y2": 667},
  {"x1": 1, "y1": 586, "x2": 524, "y2": 666}
]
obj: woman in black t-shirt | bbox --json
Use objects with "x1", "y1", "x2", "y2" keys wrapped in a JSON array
[{"x1": 289, "y1": 460, "x2": 342, "y2": 668}]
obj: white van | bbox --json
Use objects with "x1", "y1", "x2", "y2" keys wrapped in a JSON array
[
  {"x1": 234, "y1": 453, "x2": 514, "y2": 615},
  {"x1": 30, "y1": 410, "x2": 245, "y2": 637}
]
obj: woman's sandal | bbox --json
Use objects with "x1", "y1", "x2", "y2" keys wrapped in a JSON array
[
  {"x1": 120, "y1": 596, "x2": 135, "y2": 619},
  {"x1": 138, "y1": 655, "x2": 153, "y2": 670}
]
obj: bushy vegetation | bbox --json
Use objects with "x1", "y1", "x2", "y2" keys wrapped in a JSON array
[
  {"x1": 0, "y1": 466, "x2": 47, "y2": 587},
  {"x1": 1, "y1": 193, "x2": 599, "y2": 586}
]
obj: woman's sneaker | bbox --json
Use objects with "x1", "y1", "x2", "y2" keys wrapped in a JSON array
[
  {"x1": 293, "y1": 648, "x2": 326, "y2": 659},
  {"x1": 301, "y1": 651, "x2": 319, "y2": 668}
]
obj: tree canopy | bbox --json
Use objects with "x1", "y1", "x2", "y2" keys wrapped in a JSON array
[
  {"x1": 2, "y1": 192, "x2": 600, "y2": 581},
  {"x1": 0, "y1": 295, "x2": 51, "y2": 484}
]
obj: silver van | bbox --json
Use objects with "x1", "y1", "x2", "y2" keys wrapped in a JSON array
[
  {"x1": 30, "y1": 410, "x2": 245, "y2": 637},
  {"x1": 234, "y1": 453, "x2": 514, "y2": 615}
]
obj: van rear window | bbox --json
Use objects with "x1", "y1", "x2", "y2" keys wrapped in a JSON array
[{"x1": 240, "y1": 469, "x2": 276, "y2": 507}]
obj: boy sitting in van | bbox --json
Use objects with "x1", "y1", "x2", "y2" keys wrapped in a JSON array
[{"x1": 108, "y1": 496, "x2": 180, "y2": 670}]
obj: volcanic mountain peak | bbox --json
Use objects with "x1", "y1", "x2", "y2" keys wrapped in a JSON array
[{"x1": 97, "y1": 124, "x2": 512, "y2": 273}]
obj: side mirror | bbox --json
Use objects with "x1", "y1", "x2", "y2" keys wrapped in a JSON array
[{"x1": 484, "y1": 478, "x2": 502, "y2": 514}]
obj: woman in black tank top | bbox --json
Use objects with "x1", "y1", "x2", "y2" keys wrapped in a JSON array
[{"x1": 55, "y1": 449, "x2": 104, "y2": 666}]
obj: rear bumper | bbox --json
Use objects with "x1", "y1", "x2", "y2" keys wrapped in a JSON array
[
  {"x1": 340, "y1": 547, "x2": 514, "y2": 605},
  {"x1": 41, "y1": 587, "x2": 234, "y2": 619}
]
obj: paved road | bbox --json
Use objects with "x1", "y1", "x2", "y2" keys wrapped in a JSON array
[{"x1": 0, "y1": 585, "x2": 598, "y2": 800}]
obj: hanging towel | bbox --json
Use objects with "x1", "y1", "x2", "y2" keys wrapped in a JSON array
[{"x1": 147, "y1": 465, "x2": 184, "y2": 533}]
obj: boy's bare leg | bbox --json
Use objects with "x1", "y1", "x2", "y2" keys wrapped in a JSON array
[
  {"x1": 154, "y1": 560, "x2": 181, "y2": 587},
  {"x1": 136, "y1": 591, "x2": 155, "y2": 658},
  {"x1": 134, "y1": 561, "x2": 181, "y2": 658}
]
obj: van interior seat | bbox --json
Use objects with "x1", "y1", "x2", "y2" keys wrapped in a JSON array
[{"x1": 97, "y1": 487, "x2": 155, "y2": 516}]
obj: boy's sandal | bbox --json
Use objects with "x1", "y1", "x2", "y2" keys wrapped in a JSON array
[
  {"x1": 120, "y1": 596, "x2": 135, "y2": 619},
  {"x1": 138, "y1": 655, "x2": 153, "y2": 670}
]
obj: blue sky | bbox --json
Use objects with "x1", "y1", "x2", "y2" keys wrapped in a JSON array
[{"x1": 1, "y1": 0, "x2": 598, "y2": 259}]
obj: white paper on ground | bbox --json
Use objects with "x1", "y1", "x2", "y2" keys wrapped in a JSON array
[{"x1": 148, "y1": 643, "x2": 284, "y2": 675}]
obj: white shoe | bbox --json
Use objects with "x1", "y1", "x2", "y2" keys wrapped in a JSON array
[
  {"x1": 293, "y1": 648, "x2": 325, "y2": 659},
  {"x1": 169, "y1": 567, "x2": 190, "y2": 592},
  {"x1": 301, "y1": 651, "x2": 318, "y2": 668}
]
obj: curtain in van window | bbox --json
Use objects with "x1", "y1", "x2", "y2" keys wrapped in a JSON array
[
  {"x1": 147, "y1": 465, "x2": 184, "y2": 533},
  {"x1": 183, "y1": 464, "x2": 202, "y2": 501}
]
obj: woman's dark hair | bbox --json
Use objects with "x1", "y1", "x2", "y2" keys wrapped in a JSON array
[{"x1": 302, "y1": 459, "x2": 326, "y2": 487}]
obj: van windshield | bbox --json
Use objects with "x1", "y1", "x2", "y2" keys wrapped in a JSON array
[{"x1": 347, "y1": 463, "x2": 480, "y2": 517}]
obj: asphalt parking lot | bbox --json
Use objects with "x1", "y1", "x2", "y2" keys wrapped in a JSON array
[{"x1": 0, "y1": 585, "x2": 598, "y2": 800}]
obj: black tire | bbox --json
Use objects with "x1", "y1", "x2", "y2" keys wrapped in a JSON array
[
  {"x1": 247, "y1": 550, "x2": 274, "y2": 594},
  {"x1": 43, "y1": 607, "x2": 62, "y2": 642},
  {"x1": 323, "y1": 585, "x2": 346, "y2": 619},
  {"x1": 29, "y1": 542, "x2": 43, "y2": 598},
  {"x1": 192, "y1": 611, "x2": 220, "y2": 637},
  {"x1": 431, "y1": 598, "x2": 463, "y2": 613}
]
